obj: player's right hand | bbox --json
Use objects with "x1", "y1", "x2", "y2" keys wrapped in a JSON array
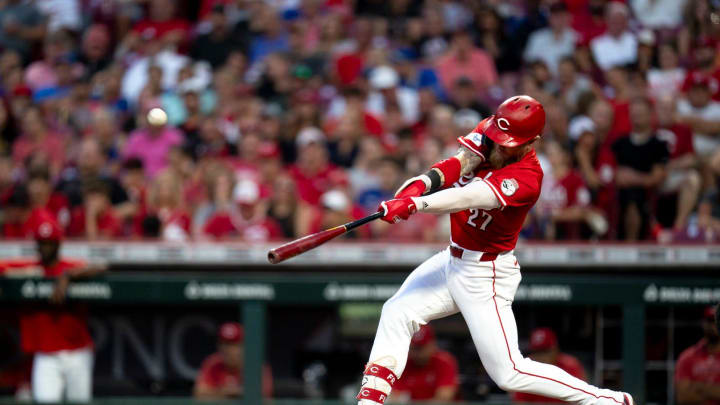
[{"x1": 378, "y1": 198, "x2": 417, "y2": 224}]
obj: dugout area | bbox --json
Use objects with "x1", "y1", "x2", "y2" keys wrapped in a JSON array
[{"x1": 1, "y1": 246, "x2": 719, "y2": 405}]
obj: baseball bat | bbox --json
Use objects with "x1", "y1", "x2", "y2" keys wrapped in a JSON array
[{"x1": 267, "y1": 211, "x2": 383, "y2": 264}]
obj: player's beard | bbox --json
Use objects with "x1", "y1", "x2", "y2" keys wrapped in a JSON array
[{"x1": 487, "y1": 143, "x2": 506, "y2": 169}]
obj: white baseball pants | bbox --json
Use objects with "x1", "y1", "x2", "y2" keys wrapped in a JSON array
[
  {"x1": 366, "y1": 248, "x2": 625, "y2": 405},
  {"x1": 32, "y1": 347, "x2": 93, "y2": 403}
]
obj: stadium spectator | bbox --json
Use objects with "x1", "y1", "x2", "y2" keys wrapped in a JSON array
[
  {"x1": 536, "y1": 141, "x2": 607, "y2": 240},
  {"x1": 512, "y1": 327, "x2": 586, "y2": 404},
  {"x1": 288, "y1": 127, "x2": 345, "y2": 206},
  {"x1": 676, "y1": 73, "x2": 720, "y2": 187},
  {"x1": 681, "y1": 38, "x2": 720, "y2": 102},
  {"x1": 448, "y1": 77, "x2": 491, "y2": 119},
  {"x1": 139, "y1": 170, "x2": 191, "y2": 240},
  {"x1": 248, "y1": 5, "x2": 289, "y2": 64},
  {"x1": 12, "y1": 107, "x2": 66, "y2": 176},
  {"x1": 472, "y1": 5, "x2": 522, "y2": 74},
  {"x1": 367, "y1": 65, "x2": 420, "y2": 126},
  {"x1": 78, "y1": 24, "x2": 112, "y2": 77},
  {"x1": 191, "y1": 4, "x2": 247, "y2": 69},
  {"x1": 267, "y1": 174, "x2": 312, "y2": 239},
  {"x1": 390, "y1": 325, "x2": 459, "y2": 402},
  {"x1": 132, "y1": 0, "x2": 190, "y2": 50},
  {"x1": 0, "y1": 0, "x2": 47, "y2": 62},
  {"x1": 574, "y1": 98, "x2": 618, "y2": 231},
  {"x1": 557, "y1": 58, "x2": 595, "y2": 116},
  {"x1": 0, "y1": 209, "x2": 105, "y2": 403},
  {"x1": 202, "y1": 178, "x2": 282, "y2": 241},
  {"x1": 612, "y1": 97, "x2": 669, "y2": 240},
  {"x1": 66, "y1": 178, "x2": 123, "y2": 240},
  {"x1": 523, "y1": 3, "x2": 577, "y2": 75},
  {"x1": 675, "y1": 306, "x2": 720, "y2": 405},
  {"x1": 123, "y1": 108, "x2": 183, "y2": 178},
  {"x1": 677, "y1": 0, "x2": 718, "y2": 60},
  {"x1": 57, "y1": 138, "x2": 129, "y2": 212},
  {"x1": 194, "y1": 322, "x2": 273, "y2": 399},
  {"x1": 647, "y1": 42, "x2": 686, "y2": 100},
  {"x1": 436, "y1": 30, "x2": 498, "y2": 97},
  {"x1": 311, "y1": 188, "x2": 369, "y2": 240},
  {"x1": 654, "y1": 97, "x2": 701, "y2": 231},
  {"x1": 590, "y1": 2, "x2": 637, "y2": 71},
  {"x1": 630, "y1": 0, "x2": 687, "y2": 30}
]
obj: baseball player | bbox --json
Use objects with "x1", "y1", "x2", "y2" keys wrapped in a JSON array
[
  {"x1": 12, "y1": 210, "x2": 105, "y2": 403},
  {"x1": 356, "y1": 96, "x2": 634, "y2": 405}
]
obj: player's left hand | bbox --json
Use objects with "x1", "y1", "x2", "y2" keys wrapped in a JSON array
[{"x1": 378, "y1": 198, "x2": 417, "y2": 224}]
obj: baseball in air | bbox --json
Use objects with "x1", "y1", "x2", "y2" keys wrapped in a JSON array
[{"x1": 147, "y1": 108, "x2": 167, "y2": 126}]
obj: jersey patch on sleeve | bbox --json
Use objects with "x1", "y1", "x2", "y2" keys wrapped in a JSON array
[
  {"x1": 500, "y1": 178, "x2": 519, "y2": 196},
  {"x1": 467, "y1": 132, "x2": 483, "y2": 147}
]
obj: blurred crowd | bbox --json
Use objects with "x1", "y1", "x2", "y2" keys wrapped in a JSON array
[{"x1": 1, "y1": 0, "x2": 720, "y2": 243}]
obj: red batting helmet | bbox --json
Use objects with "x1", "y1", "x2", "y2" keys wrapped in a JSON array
[{"x1": 480, "y1": 95, "x2": 546, "y2": 147}]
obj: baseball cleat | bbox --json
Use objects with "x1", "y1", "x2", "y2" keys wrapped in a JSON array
[{"x1": 623, "y1": 393, "x2": 634, "y2": 405}]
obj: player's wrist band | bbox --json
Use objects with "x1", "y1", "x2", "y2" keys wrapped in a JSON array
[
  {"x1": 423, "y1": 169, "x2": 442, "y2": 193},
  {"x1": 429, "y1": 157, "x2": 462, "y2": 191}
]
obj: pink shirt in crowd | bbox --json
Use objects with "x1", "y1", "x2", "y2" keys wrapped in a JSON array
[
  {"x1": 123, "y1": 127, "x2": 183, "y2": 177},
  {"x1": 436, "y1": 49, "x2": 498, "y2": 93}
]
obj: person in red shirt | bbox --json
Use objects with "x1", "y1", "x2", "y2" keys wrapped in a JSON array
[
  {"x1": 2, "y1": 210, "x2": 106, "y2": 403},
  {"x1": 675, "y1": 306, "x2": 720, "y2": 405},
  {"x1": 194, "y1": 322, "x2": 273, "y2": 399},
  {"x1": 132, "y1": 0, "x2": 190, "y2": 50},
  {"x1": 512, "y1": 328, "x2": 587, "y2": 403},
  {"x1": 287, "y1": 127, "x2": 347, "y2": 206},
  {"x1": 681, "y1": 39, "x2": 720, "y2": 102},
  {"x1": 66, "y1": 179, "x2": 123, "y2": 239},
  {"x1": 391, "y1": 325, "x2": 460, "y2": 402},
  {"x1": 538, "y1": 141, "x2": 607, "y2": 239},
  {"x1": 202, "y1": 179, "x2": 282, "y2": 241}
]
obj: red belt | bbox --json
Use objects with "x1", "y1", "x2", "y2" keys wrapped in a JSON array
[{"x1": 449, "y1": 246, "x2": 499, "y2": 262}]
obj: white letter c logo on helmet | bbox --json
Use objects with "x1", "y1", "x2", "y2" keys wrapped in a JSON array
[{"x1": 497, "y1": 118, "x2": 510, "y2": 131}]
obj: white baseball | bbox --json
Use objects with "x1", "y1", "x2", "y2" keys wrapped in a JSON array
[{"x1": 147, "y1": 108, "x2": 168, "y2": 126}]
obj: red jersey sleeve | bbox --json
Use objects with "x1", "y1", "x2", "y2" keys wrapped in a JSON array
[{"x1": 482, "y1": 165, "x2": 542, "y2": 208}]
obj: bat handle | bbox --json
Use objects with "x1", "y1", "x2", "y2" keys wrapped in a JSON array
[{"x1": 344, "y1": 211, "x2": 383, "y2": 232}]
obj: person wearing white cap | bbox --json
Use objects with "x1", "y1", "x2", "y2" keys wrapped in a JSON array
[
  {"x1": 366, "y1": 65, "x2": 420, "y2": 125},
  {"x1": 201, "y1": 178, "x2": 283, "y2": 241},
  {"x1": 288, "y1": 127, "x2": 347, "y2": 206},
  {"x1": 590, "y1": 2, "x2": 638, "y2": 71}
]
